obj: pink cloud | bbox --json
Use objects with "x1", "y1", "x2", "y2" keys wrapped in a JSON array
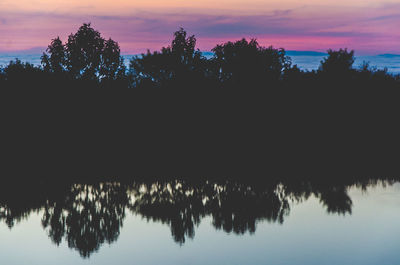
[{"x1": 0, "y1": 5, "x2": 399, "y2": 55}]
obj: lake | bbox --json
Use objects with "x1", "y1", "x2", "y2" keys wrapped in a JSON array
[
  {"x1": 1, "y1": 52, "x2": 400, "y2": 74},
  {"x1": 0, "y1": 177, "x2": 399, "y2": 264}
]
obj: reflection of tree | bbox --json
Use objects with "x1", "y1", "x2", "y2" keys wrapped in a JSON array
[
  {"x1": 0, "y1": 205, "x2": 35, "y2": 228},
  {"x1": 0, "y1": 177, "x2": 396, "y2": 257},
  {"x1": 128, "y1": 180, "x2": 206, "y2": 243},
  {"x1": 126, "y1": 178, "x2": 371, "y2": 242},
  {"x1": 127, "y1": 180, "x2": 293, "y2": 243},
  {"x1": 0, "y1": 181, "x2": 51, "y2": 228},
  {"x1": 316, "y1": 185, "x2": 352, "y2": 215},
  {"x1": 41, "y1": 183, "x2": 128, "y2": 257},
  {"x1": 208, "y1": 181, "x2": 290, "y2": 234}
]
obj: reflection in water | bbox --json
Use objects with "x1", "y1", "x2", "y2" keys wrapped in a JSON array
[
  {"x1": 0, "y1": 177, "x2": 397, "y2": 257},
  {"x1": 41, "y1": 183, "x2": 128, "y2": 257}
]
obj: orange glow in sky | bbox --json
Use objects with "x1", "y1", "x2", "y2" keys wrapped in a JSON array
[{"x1": 0, "y1": 0, "x2": 399, "y2": 54}]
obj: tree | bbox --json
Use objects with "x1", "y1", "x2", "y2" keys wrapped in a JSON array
[
  {"x1": 65, "y1": 23, "x2": 105, "y2": 80},
  {"x1": 171, "y1": 28, "x2": 199, "y2": 67},
  {"x1": 129, "y1": 28, "x2": 207, "y2": 86},
  {"x1": 41, "y1": 37, "x2": 65, "y2": 74},
  {"x1": 211, "y1": 39, "x2": 291, "y2": 85},
  {"x1": 41, "y1": 23, "x2": 125, "y2": 82},
  {"x1": 99, "y1": 38, "x2": 126, "y2": 82},
  {"x1": 3, "y1": 59, "x2": 42, "y2": 82},
  {"x1": 319, "y1": 48, "x2": 355, "y2": 74}
]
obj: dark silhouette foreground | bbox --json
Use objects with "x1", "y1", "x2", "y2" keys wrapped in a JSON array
[{"x1": 0, "y1": 24, "x2": 399, "y2": 177}]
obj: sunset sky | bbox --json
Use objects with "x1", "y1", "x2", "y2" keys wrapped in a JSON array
[{"x1": 0, "y1": 0, "x2": 399, "y2": 54}]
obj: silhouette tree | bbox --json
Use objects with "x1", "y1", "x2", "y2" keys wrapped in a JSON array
[
  {"x1": 211, "y1": 39, "x2": 291, "y2": 85},
  {"x1": 2, "y1": 25, "x2": 400, "y2": 88},
  {"x1": 41, "y1": 37, "x2": 65, "y2": 74},
  {"x1": 65, "y1": 23, "x2": 105, "y2": 80},
  {"x1": 129, "y1": 28, "x2": 207, "y2": 86},
  {"x1": 319, "y1": 48, "x2": 355, "y2": 75},
  {"x1": 41, "y1": 23, "x2": 125, "y2": 83},
  {"x1": 2, "y1": 59, "x2": 43, "y2": 83},
  {"x1": 99, "y1": 38, "x2": 126, "y2": 82}
]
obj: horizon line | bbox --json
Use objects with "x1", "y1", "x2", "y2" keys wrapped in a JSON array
[{"x1": 0, "y1": 48, "x2": 399, "y2": 57}]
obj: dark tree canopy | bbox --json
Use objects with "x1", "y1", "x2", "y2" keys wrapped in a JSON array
[
  {"x1": 100, "y1": 38, "x2": 126, "y2": 82},
  {"x1": 41, "y1": 37, "x2": 65, "y2": 74},
  {"x1": 2, "y1": 59, "x2": 43, "y2": 83},
  {"x1": 65, "y1": 23, "x2": 105, "y2": 79},
  {"x1": 41, "y1": 23, "x2": 125, "y2": 82},
  {"x1": 211, "y1": 39, "x2": 292, "y2": 85},
  {"x1": 319, "y1": 48, "x2": 355, "y2": 74},
  {"x1": 129, "y1": 28, "x2": 208, "y2": 86}
]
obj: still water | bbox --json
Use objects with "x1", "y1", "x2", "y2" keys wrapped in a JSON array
[{"x1": 0, "y1": 177, "x2": 399, "y2": 264}]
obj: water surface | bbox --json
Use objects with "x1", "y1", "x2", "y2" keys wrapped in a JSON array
[{"x1": 0, "y1": 177, "x2": 399, "y2": 264}]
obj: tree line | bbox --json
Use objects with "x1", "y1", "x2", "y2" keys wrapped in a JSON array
[
  {"x1": 0, "y1": 23, "x2": 398, "y2": 88},
  {"x1": 2, "y1": 24, "x2": 400, "y2": 179}
]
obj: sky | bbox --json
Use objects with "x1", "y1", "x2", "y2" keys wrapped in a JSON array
[{"x1": 0, "y1": 0, "x2": 399, "y2": 54}]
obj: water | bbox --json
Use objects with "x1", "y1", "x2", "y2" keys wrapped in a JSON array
[
  {"x1": 0, "y1": 54, "x2": 43, "y2": 67},
  {"x1": 0, "y1": 177, "x2": 399, "y2": 264},
  {"x1": 287, "y1": 52, "x2": 400, "y2": 74},
  {"x1": 1, "y1": 52, "x2": 400, "y2": 74}
]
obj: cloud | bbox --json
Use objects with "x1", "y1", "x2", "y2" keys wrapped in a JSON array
[
  {"x1": 368, "y1": 14, "x2": 400, "y2": 22},
  {"x1": 0, "y1": 5, "x2": 399, "y2": 54}
]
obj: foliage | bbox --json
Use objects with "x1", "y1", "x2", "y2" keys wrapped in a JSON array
[
  {"x1": 211, "y1": 39, "x2": 291, "y2": 85},
  {"x1": 3, "y1": 59, "x2": 43, "y2": 83},
  {"x1": 319, "y1": 48, "x2": 355, "y2": 74},
  {"x1": 41, "y1": 23, "x2": 125, "y2": 82},
  {"x1": 129, "y1": 28, "x2": 208, "y2": 86},
  {"x1": 41, "y1": 37, "x2": 65, "y2": 74}
]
